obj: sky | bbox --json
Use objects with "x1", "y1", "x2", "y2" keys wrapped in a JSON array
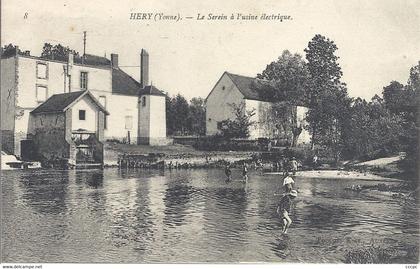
[{"x1": 2, "y1": 0, "x2": 419, "y2": 101}]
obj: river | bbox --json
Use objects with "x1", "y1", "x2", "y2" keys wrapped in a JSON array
[{"x1": 1, "y1": 168, "x2": 418, "y2": 263}]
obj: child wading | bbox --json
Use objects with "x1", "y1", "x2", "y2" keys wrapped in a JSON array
[
  {"x1": 282, "y1": 172, "x2": 295, "y2": 193},
  {"x1": 290, "y1": 157, "x2": 298, "y2": 175},
  {"x1": 277, "y1": 190, "x2": 297, "y2": 234},
  {"x1": 225, "y1": 163, "x2": 232, "y2": 182},
  {"x1": 242, "y1": 163, "x2": 249, "y2": 181}
]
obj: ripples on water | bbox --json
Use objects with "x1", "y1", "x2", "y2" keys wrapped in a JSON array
[{"x1": 1, "y1": 168, "x2": 418, "y2": 263}]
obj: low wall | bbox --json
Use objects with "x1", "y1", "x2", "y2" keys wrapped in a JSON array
[{"x1": 172, "y1": 136, "x2": 200, "y2": 146}]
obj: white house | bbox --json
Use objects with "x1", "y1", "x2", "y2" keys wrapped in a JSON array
[
  {"x1": 205, "y1": 71, "x2": 311, "y2": 144},
  {"x1": 29, "y1": 90, "x2": 109, "y2": 165},
  {"x1": 1, "y1": 47, "x2": 167, "y2": 159}
]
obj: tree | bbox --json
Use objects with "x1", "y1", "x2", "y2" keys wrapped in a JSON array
[
  {"x1": 382, "y1": 81, "x2": 405, "y2": 114},
  {"x1": 165, "y1": 94, "x2": 190, "y2": 135},
  {"x1": 40, "y1": 43, "x2": 80, "y2": 61},
  {"x1": 165, "y1": 94, "x2": 176, "y2": 135},
  {"x1": 342, "y1": 97, "x2": 403, "y2": 160},
  {"x1": 188, "y1": 97, "x2": 206, "y2": 136},
  {"x1": 257, "y1": 50, "x2": 310, "y2": 105},
  {"x1": 1, "y1": 43, "x2": 29, "y2": 57},
  {"x1": 257, "y1": 50, "x2": 311, "y2": 146},
  {"x1": 218, "y1": 103, "x2": 256, "y2": 138},
  {"x1": 304, "y1": 34, "x2": 351, "y2": 161}
]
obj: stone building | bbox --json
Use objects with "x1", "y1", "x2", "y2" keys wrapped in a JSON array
[
  {"x1": 1, "y1": 47, "x2": 168, "y2": 159},
  {"x1": 29, "y1": 90, "x2": 108, "y2": 165},
  {"x1": 205, "y1": 71, "x2": 311, "y2": 144}
]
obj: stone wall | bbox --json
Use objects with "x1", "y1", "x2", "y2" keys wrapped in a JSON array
[
  {"x1": 30, "y1": 113, "x2": 70, "y2": 163},
  {"x1": 1, "y1": 57, "x2": 17, "y2": 153}
]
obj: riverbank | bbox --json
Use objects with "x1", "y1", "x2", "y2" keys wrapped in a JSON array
[
  {"x1": 265, "y1": 170, "x2": 401, "y2": 181},
  {"x1": 104, "y1": 143, "x2": 406, "y2": 181},
  {"x1": 104, "y1": 142, "x2": 254, "y2": 167}
]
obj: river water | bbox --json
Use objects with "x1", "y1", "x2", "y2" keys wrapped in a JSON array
[{"x1": 1, "y1": 168, "x2": 418, "y2": 263}]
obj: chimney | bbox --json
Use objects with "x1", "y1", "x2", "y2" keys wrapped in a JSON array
[
  {"x1": 140, "y1": 49, "x2": 149, "y2": 88},
  {"x1": 111, "y1": 53, "x2": 119, "y2": 68},
  {"x1": 68, "y1": 52, "x2": 74, "y2": 65}
]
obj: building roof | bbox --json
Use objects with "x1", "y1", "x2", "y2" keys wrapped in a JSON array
[
  {"x1": 138, "y1": 85, "x2": 166, "y2": 97},
  {"x1": 31, "y1": 90, "x2": 109, "y2": 115},
  {"x1": 112, "y1": 68, "x2": 144, "y2": 96},
  {"x1": 225, "y1": 72, "x2": 272, "y2": 102},
  {"x1": 74, "y1": 54, "x2": 111, "y2": 66}
]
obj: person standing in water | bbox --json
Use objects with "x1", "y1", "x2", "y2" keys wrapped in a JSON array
[
  {"x1": 242, "y1": 163, "x2": 249, "y2": 181},
  {"x1": 312, "y1": 154, "x2": 318, "y2": 170},
  {"x1": 290, "y1": 157, "x2": 298, "y2": 175},
  {"x1": 225, "y1": 163, "x2": 232, "y2": 182},
  {"x1": 282, "y1": 171, "x2": 295, "y2": 193},
  {"x1": 277, "y1": 190, "x2": 298, "y2": 234}
]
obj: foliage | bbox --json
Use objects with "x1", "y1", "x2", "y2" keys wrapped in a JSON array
[
  {"x1": 217, "y1": 102, "x2": 256, "y2": 139},
  {"x1": 40, "y1": 43, "x2": 80, "y2": 61},
  {"x1": 166, "y1": 94, "x2": 206, "y2": 136},
  {"x1": 166, "y1": 94, "x2": 189, "y2": 135},
  {"x1": 304, "y1": 34, "x2": 352, "y2": 162},
  {"x1": 342, "y1": 97, "x2": 404, "y2": 160},
  {"x1": 257, "y1": 50, "x2": 311, "y2": 147},
  {"x1": 341, "y1": 62, "x2": 419, "y2": 180},
  {"x1": 187, "y1": 97, "x2": 206, "y2": 136},
  {"x1": 1, "y1": 43, "x2": 30, "y2": 57},
  {"x1": 257, "y1": 50, "x2": 311, "y2": 105}
]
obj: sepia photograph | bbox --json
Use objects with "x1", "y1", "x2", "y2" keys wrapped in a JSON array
[{"x1": 1, "y1": 0, "x2": 419, "y2": 267}]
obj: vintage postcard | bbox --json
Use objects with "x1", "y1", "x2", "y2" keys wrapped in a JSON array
[{"x1": 1, "y1": 0, "x2": 419, "y2": 268}]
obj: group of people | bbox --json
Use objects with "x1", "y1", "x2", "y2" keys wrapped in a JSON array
[
  {"x1": 224, "y1": 162, "x2": 249, "y2": 182},
  {"x1": 224, "y1": 158, "x2": 299, "y2": 234}
]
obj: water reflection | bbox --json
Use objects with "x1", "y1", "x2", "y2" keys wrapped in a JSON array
[
  {"x1": 18, "y1": 170, "x2": 69, "y2": 216},
  {"x1": 1, "y1": 169, "x2": 419, "y2": 263}
]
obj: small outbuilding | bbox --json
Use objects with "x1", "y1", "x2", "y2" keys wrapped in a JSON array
[{"x1": 28, "y1": 90, "x2": 109, "y2": 167}]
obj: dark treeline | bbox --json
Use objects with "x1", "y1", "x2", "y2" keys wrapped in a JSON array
[
  {"x1": 166, "y1": 94, "x2": 206, "y2": 136},
  {"x1": 255, "y1": 34, "x2": 419, "y2": 179}
]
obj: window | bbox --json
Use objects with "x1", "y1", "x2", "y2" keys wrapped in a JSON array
[
  {"x1": 125, "y1": 115, "x2": 133, "y2": 130},
  {"x1": 79, "y1": 110, "x2": 86, "y2": 120},
  {"x1": 217, "y1": 121, "x2": 223, "y2": 129},
  {"x1": 80, "y1": 72, "x2": 88, "y2": 90},
  {"x1": 36, "y1": 85, "x2": 47, "y2": 103},
  {"x1": 142, "y1": 96, "x2": 146, "y2": 107},
  {"x1": 36, "y1": 62, "x2": 48, "y2": 79},
  {"x1": 222, "y1": 86, "x2": 226, "y2": 90},
  {"x1": 99, "y1": 96, "x2": 107, "y2": 129}
]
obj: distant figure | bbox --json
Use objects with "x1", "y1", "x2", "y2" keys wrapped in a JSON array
[
  {"x1": 312, "y1": 154, "x2": 318, "y2": 170},
  {"x1": 282, "y1": 172, "x2": 295, "y2": 193},
  {"x1": 277, "y1": 190, "x2": 298, "y2": 234},
  {"x1": 279, "y1": 157, "x2": 286, "y2": 173},
  {"x1": 267, "y1": 141, "x2": 272, "y2": 152},
  {"x1": 242, "y1": 163, "x2": 249, "y2": 181},
  {"x1": 290, "y1": 157, "x2": 298, "y2": 175},
  {"x1": 225, "y1": 163, "x2": 232, "y2": 182},
  {"x1": 256, "y1": 159, "x2": 263, "y2": 171}
]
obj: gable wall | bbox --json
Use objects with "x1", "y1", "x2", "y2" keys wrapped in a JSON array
[{"x1": 205, "y1": 73, "x2": 245, "y2": 136}]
